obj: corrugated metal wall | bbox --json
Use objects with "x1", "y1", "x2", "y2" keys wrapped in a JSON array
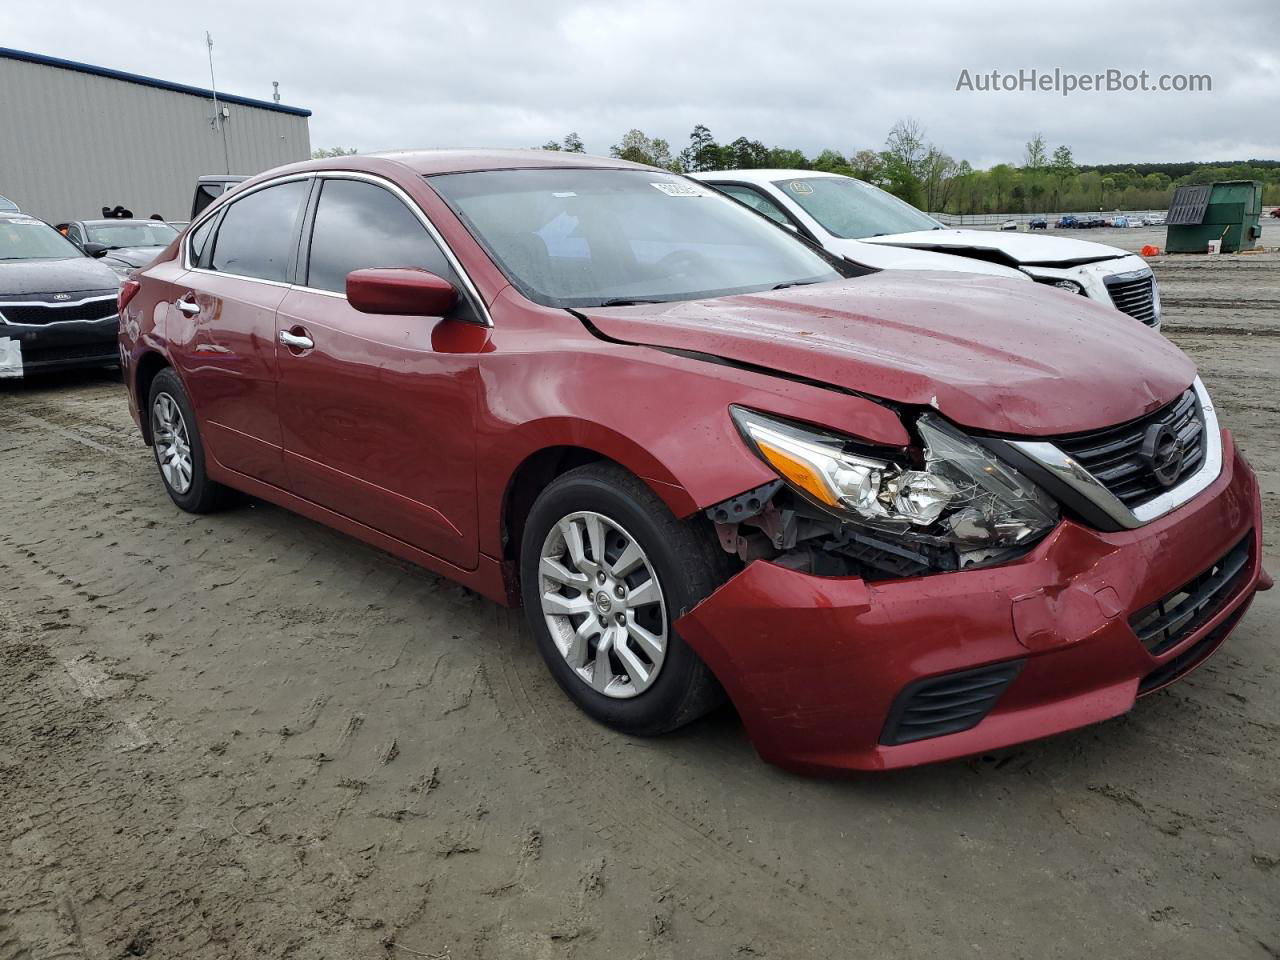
[{"x1": 0, "y1": 56, "x2": 310, "y2": 223}]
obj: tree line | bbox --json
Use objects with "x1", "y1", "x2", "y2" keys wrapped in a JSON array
[{"x1": 536, "y1": 123, "x2": 1280, "y2": 213}]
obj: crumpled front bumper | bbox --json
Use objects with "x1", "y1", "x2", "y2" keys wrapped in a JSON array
[{"x1": 676, "y1": 431, "x2": 1264, "y2": 774}]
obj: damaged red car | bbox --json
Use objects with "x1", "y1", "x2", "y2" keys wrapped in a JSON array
[{"x1": 119, "y1": 150, "x2": 1268, "y2": 773}]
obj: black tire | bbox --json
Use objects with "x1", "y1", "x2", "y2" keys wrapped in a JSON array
[
  {"x1": 147, "y1": 368, "x2": 228, "y2": 513},
  {"x1": 520, "y1": 462, "x2": 734, "y2": 736}
]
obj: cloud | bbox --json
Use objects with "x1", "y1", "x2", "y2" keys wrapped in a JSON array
[{"x1": 5, "y1": 0, "x2": 1278, "y2": 167}]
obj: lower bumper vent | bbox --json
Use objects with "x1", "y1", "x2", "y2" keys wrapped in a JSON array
[
  {"x1": 1138, "y1": 606, "x2": 1244, "y2": 696},
  {"x1": 1129, "y1": 534, "x2": 1251, "y2": 656},
  {"x1": 880, "y1": 661, "x2": 1023, "y2": 746}
]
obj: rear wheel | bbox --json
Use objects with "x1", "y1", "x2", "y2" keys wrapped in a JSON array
[
  {"x1": 148, "y1": 368, "x2": 228, "y2": 513},
  {"x1": 520, "y1": 462, "x2": 731, "y2": 735}
]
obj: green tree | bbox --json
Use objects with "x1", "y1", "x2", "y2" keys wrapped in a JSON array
[
  {"x1": 678, "y1": 124, "x2": 721, "y2": 172},
  {"x1": 563, "y1": 132, "x2": 585, "y2": 154},
  {"x1": 726, "y1": 137, "x2": 770, "y2": 169},
  {"x1": 880, "y1": 152, "x2": 925, "y2": 207},
  {"x1": 311, "y1": 147, "x2": 358, "y2": 159},
  {"x1": 610, "y1": 129, "x2": 663, "y2": 166},
  {"x1": 765, "y1": 146, "x2": 809, "y2": 169},
  {"x1": 1024, "y1": 133, "x2": 1048, "y2": 170},
  {"x1": 850, "y1": 149, "x2": 885, "y2": 185},
  {"x1": 649, "y1": 138, "x2": 677, "y2": 171},
  {"x1": 812, "y1": 149, "x2": 851, "y2": 174},
  {"x1": 884, "y1": 119, "x2": 927, "y2": 180}
]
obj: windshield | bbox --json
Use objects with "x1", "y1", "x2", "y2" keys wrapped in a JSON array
[
  {"x1": 85, "y1": 221, "x2": 178, "y2": 248},
  {"x1": 0, "y1": 195, "x2": 18, "y2": 213},
  {"x1": 0, "y1": 217, "x2": 84, "y2": 261},
  {"x1": 772, "y1": 176, "x2": 943, "y2": 239},
  {"x1": 430, "y1": 169, "x2": 845, "y2": 308}
]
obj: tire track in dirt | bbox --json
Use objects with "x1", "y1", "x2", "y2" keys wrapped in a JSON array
[{"x1": 5, "y1": 366, "x2": 872, "y2": 956}]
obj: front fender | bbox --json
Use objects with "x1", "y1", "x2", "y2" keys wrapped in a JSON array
[{"x1": 473, "y1": 335, "x2": 909, "y2": 559}]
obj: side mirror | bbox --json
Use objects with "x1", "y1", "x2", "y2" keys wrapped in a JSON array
[
  {"x1": 82, "y1": 241, "x2": 109, "y2": 258},
  {"x1": 346, "y1": 267, "x2": 457, "y2": 317}
]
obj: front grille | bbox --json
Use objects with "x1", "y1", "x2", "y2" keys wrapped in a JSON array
[
  {"x1": 1138, "y1": 606, "x2": 1242, "y2": 696},
  {"x1": 880, "y1": 661, "x2": 1023, "y2": 745},
  {"x1": 1054, "y1": 389, "x2": 1204, "y2": 508},
  {"x1": 1129, "y1": 534, "x2": 1251, "y2": 655},
  {"x1": 1104, "y1": 272, "x2": 1158, "y2": 326},
  {"x1": 0, "y1": 296, "x2": 118, "y2": 326},
  {"x1": 23, "y1": 342, "x2": 120, "y2": 365}
]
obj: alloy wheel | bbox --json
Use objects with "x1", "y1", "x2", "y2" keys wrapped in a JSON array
[
  {"x1": 151, "y1": 392, "x2": 193, "y2": 495},
  {"x1": 539, "y1": 510, "x2": 668, "y2": 699}
]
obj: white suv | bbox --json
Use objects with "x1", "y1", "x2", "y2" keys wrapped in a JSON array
[{"x1": 691, "y1": 170, "x2": 1161, "y2": 331}]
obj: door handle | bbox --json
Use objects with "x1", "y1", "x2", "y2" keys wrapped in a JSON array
[
  {"x1": 279, "y1": 330, "x2": 314, "y2": 350},
  {"x1": 175, "y1": 296, "x2": 200, "y2": 317}
]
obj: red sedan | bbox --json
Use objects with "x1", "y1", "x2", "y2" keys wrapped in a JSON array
[{"x1": 118, "y1": 151, "x2": 1267, "y2": 773}]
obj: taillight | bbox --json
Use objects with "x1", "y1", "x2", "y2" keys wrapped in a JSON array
[{"x1": 118, "y1": 279, "x2": 141, "y2": 313}]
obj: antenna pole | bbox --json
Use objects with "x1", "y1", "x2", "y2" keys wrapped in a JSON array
[{"x1": 206, "y1": 31, "x2": 231, "y2": 175}]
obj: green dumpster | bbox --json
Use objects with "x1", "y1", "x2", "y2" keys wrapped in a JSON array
[{"x1": 1165, "y1": 180, "x2": 1263, "y2": 253}]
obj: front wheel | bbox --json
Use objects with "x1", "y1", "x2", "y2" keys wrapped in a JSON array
[
  {"x1": 148, "y1": 368, "x2": 228, "y2": 513},
  {"x1": 520, "y1": 463, "x2": 732, "y2": 736}
]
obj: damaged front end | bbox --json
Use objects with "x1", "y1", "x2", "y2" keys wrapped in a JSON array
[{"x1": 706, "y1": 408, "x2": 1060, "y2": 580}]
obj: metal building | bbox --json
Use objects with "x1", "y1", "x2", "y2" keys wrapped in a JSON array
[{"x1": 0, "y1": 47, "x2": 311, "y2": 223}]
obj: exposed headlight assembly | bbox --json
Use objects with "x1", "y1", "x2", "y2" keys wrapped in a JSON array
[
  {"x1": 1029, "y1": 275, "x2": 1085, "y2": 295},
  {"x1": 730, "y1": 407, "x2": 1059, "y2": 561}
]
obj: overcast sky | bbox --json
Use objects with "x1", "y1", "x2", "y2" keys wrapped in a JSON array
[{"x1": 5, "y1": 0, "x2": 1278, "y2": 168}]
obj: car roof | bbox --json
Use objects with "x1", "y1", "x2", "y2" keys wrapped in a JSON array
[
  {"x1": 370, "y1": 148, "x2": 655, "y2": 175},
  {"x1": 261, "y1": 149, "x2": 658, "y2": 179},
  {"x1": 689, "y1": 169, "x2": 846, "y2": 184}
]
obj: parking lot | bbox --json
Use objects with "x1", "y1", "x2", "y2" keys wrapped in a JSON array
[{"x1": 1, "y1": 249, "x2": 1277, "y2": 959}]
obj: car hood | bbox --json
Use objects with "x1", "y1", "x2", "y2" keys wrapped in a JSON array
[
  {"x1": 582, "y1": 273, "x2": 1194, "y2": 437},
  {"x1": 0, "y1": 256, "x2": 120, "y2": 297},
  {"x1": 824, "y1": 238, "x2": 1030, "y2": 280},
  {"x1": 864, "y1": 228, "x2": 1131, "y2": 267},
  {"x1": 102, "y1": 245, "x2": 165, "y2": 269}
]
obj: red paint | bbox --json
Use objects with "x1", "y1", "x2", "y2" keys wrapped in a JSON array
[
  {"x1": 582, "y1": 276, "x2": 1195, "y2": 437},
  {"x1": 118, "y1": 150, "x2": 1263, "y2": 773},
  {"x1": 347, "y1": 267, "x2": 457, "y2": 317},
  {"x1": 677, "y1": 441, "x2": 1262, "y2": 773}
]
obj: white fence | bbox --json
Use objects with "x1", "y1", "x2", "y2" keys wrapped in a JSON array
[{"x1": 929, "y1": 211, "x2": 1169, "y2": 226}]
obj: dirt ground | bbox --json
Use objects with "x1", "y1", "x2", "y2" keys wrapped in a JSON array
[{"x1": 2, "y1": 251, "x2": 1278, "y2": 959}]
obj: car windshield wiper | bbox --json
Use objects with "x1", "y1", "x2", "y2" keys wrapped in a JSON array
[
  {"x1": 771, "y1": 280, "x2": 820, "y2": 290},
  {"x1": 594, "y1": 298, "x2": 664, "y2": 307}
]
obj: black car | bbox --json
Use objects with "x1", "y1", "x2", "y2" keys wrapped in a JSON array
[
  {"x1": 1029, "y1": 216, "x2": 1048, "y2": 230},
  {"x1": 56, "y1": 218, "x2": 179, "y2": 280},
  {"x1": 0, "y1": 212, "x2": 121, "y2": 377}
]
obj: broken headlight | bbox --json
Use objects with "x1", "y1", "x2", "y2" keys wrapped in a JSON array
[{"x1": 730, "y1": 406, "x2": 1059, "y2": 555}]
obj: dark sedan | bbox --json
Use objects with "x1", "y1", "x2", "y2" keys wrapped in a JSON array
[
  {"x1": 56, "y1": 218, "x2": 179, "y2": 280},
  {"x1": 1, "y1": 212, "x2": 121, "y2": 376}
]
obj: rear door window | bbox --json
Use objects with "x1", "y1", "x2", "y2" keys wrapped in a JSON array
[
  {"x1": 304, "y1": 178, "x2": 459, "y2": 296},
  {"x1": 209, "y1": 180, "x2": 309, "y2": 282}
]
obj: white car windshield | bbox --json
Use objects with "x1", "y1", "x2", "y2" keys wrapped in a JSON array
[
  {"x1": 431, "y1": 169, "x2": 847, "y2": 308},
  {"x1": 0, "y1": 218, "x2": 84, "y2": 261},
  {"x1": 772, "y1": 176, "x2": 943, "y2": 240}
]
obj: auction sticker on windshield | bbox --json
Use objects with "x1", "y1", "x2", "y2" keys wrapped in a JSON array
[{"x1": 650, "y1": 182, "x2": 708, "y2": 197}]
